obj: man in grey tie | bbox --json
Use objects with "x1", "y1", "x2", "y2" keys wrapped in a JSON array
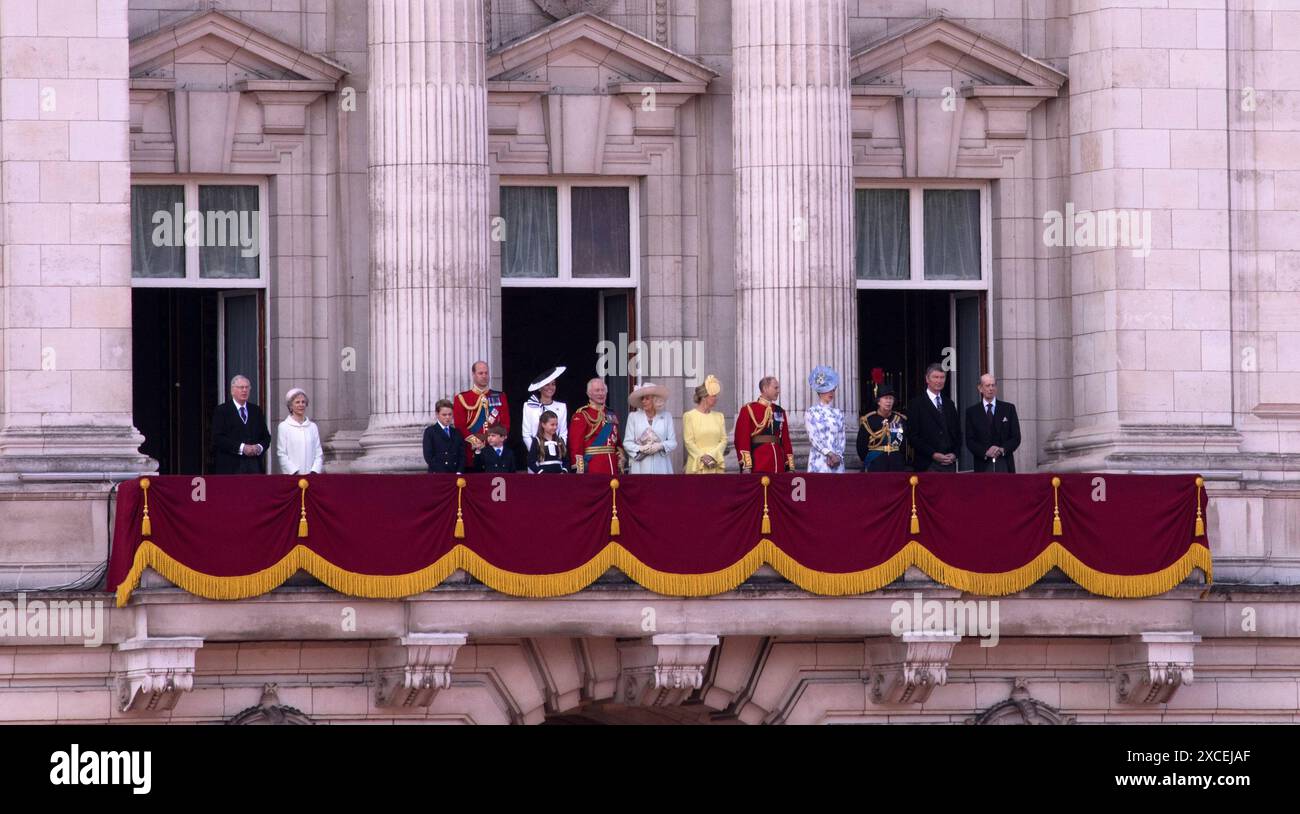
[
  {"x1": 211, "y1": 374, "x2": 272, "y2": 474},
  {"x1": 965, "y1": 373, "x2": 1021, "y2": 472}
]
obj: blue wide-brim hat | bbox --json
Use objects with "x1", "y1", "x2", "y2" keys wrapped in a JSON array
[{"x1": 808, "y1": 365, "x2": 839, "y2": 394}]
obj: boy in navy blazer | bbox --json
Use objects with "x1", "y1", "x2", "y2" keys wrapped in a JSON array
[
  {"x1": 423, "y1": 399, "x2": 465, "y2": 473},
  {"x1": 475, "y1": 424, "x2": 516, "y2": 473}
]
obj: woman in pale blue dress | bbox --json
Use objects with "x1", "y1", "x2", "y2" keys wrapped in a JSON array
[
  {"x1": 805, "y1": 366, "x2": 845, "y2": 473},
  {"x1": 624, "y1": 381, "x2": 678, "y2": 474}
]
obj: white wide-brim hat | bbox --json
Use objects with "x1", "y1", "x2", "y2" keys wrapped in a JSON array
[
  {"x1": 528, "y1": 366, "x2": 566, "y2": 391},
  {"x1": 629, "y1": 381, "x2": 669, "y2": 402}
]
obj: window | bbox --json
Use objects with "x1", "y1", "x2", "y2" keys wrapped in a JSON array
[
  {"x1": 498, "y1": 180, "x2": 637, "y2": 287},
  {"x1": 130, "y1": 178, "x2": 268, "y2": 287},
  {"x1": 854, "y1": 183, "x2": 988, "y2": 289}
]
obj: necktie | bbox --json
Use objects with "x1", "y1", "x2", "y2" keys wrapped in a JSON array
[
  {"x1": 934, "y1": 394, "x2": 942, "y2": 410},
  {"x1": 986, "y1": 402, "x2": 994, "y2": 423},
  {"x1": 445, "y1": 426, "x2": 451, "y2": 439},
  {"x1": 239, "y1": 405, "x2": 247, "y2": 424}
]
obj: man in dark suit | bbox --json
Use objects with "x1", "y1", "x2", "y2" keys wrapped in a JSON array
[
  {"x1": 211, "y1": 374, "x2": 272, "y2": 474},
  {"x1": 906, "y1": 363, "x2": 962, "y2": 472},
  {"x1": 475, "y1": 424, "x2": 516, "y2": 473},
  {"x1": 965, "y1": 373, "x2": 1022, "y2": 472},
  {"x1": 423, "y1": 399, "x2": 465, "y2": 473}
]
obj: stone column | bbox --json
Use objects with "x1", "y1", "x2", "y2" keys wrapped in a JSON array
[
  {"x1": 731, "y1": 0, "x2": 856, "y2": 455},
  {"x1": 356, "y1": 0, "x2": 492, "y2": 472},
  {"x1": 0, "y1": 0, "x2": 150, "y2": 475},
  {"x1": 1048, "y1": 3, "x2": 1238, "y2": 470}
]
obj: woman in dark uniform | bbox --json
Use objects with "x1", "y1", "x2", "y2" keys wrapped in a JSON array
[{"x1": 857, "y1": 385, "x2": 909, "y2": 472}]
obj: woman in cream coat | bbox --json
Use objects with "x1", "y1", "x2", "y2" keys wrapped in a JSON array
[{"x1": 277, "y1": 388, "x2": 324, "y2": 474}]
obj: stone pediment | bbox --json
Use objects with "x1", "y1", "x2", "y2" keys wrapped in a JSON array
[
  {"x1": 486, "y1": 12, "x2": 715, "y2": 92},
  {"x1": 130, "y1": 10, "x2": 346, "y2": 88},
  {"x1": 851, "y1": 16, "x2": 1066, "y2": 91},
  {"x1": 847, "y1": 17, "x2": 1065, "y2": 175}
]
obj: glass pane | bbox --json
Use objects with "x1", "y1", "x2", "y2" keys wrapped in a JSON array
[
  {"x1": 923, "y1": 189, "x2": 981, "y2": 281},
  {"x1": 199, "y1": 185, "x2": 261, "y2": 279},
  {"x1": 223, "y1": 294, "x2": 260, "y2": 408},
  {"x1": 854, "y1": 189, "x2": 909, "y2": 281},
  {"x1": 131, "y1": 185, "x2": 186, "y2": 278},
  {"x1": 500, "y1": 186, "x2": 558, "y2": 278},
  {"x1": 571, "y1": 186, "x2": 630, "y2": 279}
]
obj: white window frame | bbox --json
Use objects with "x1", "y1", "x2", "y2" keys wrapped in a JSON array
[
  {"x1": 129, "y1": 175, "x2": 270, "y2": 289},
  {"x1": 853, "y1": 180, "x2": 991, "y2": 291},
  {"x1": 497, "y1": 177, "x2": 640, "y2": 289}
]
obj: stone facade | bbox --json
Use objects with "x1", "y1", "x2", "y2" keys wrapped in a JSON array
[{"x1": 0, "y1": 0, "x2": 1298, "y2": 723}]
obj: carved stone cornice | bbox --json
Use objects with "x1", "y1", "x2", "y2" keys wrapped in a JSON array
[
  {"x1": 373, "y1": 633, "x2": 468, "y2": 708},
  {"x1": 113, "y1": 636, "x2": 204, "y2": 713},
  {"x1": 867, "y1": 631, "x2": 960, "y2": 705},
  {"x1": 1112, "y1": 632, "x2": 1200, "y2": 705},
  {"x1": 617, "y1": 634, "x2": 719, "y2": 707}
]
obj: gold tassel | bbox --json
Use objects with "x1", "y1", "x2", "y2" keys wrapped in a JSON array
[
  {"x1": 760, "y1": 475, "x2": 772, "y2": 535},
  {"x1": 297, "y1": 478, "x2": 309, "y2": 538},
  {"x1": 1051, "y1": 476, "x2": 1062, "y2": 536},
  {"x1": 609, "y1": 479, "x2": 621, "y2": 537},
  {"x1": 140, "y1": 477, "x2": 152, "y2": 537},
  {"x1": 1195, "y1": 476, "x2": 1205, "y2": 537},
  {"x1": 909, "y1": 475, "x2": 919, "y2": 534},
  {"x1": 454, "y1": 477, "x2": 466, "y2": 538}
]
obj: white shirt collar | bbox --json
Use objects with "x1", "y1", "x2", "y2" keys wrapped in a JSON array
[{"x1": 983, "y1": 398, "x2": 997, "y2": 409}]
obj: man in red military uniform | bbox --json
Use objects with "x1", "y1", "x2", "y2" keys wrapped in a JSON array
[
  {"x1": 569, "y1": 377, "x2": 624, "y2": 475},
  {"x1": 734, "y1": 375, "x2": 794, "y2": 473},
  {"x1": 453, "y1": 360, "x2": 511, "y2": 469}
]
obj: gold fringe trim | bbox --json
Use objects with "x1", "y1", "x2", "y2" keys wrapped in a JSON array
[{"x1": 114, "y1": 539, "x2": 1213, "y2": 607}]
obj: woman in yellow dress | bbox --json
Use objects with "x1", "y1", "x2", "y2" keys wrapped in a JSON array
[{"x1": 683, "y1": 374, "x2": 727, "y2": 474}]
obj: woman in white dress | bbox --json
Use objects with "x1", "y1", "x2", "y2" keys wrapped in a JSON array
[
  {"x1": 623, "y1": 381, "x2": 677, "y2": 474},
  {"x1": 276, "y1": 388, "x2": 324, "y2": 475},
  {"x1": 805, "y1": 366, "x2": 845, "y2": 473}
]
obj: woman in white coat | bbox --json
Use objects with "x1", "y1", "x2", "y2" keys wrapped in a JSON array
[
  {"x1": 623, "y1": 381, "x2": 677, "y2": 474},
  {"x1": 277, "y1": 388, "x2": 324, "y2": 474}
]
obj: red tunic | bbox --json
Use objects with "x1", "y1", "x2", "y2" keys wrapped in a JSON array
[
  {"x1": 453, "y1": 388, "x2": 511, "y2": 468},
  {"x1": 734, "y1": 399, "x2": 794, "y2": 473},
  {"x1": 568, "y1": 403, "x2": 623, "y2": 475}
]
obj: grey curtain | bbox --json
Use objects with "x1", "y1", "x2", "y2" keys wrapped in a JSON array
[
  {"x1": 199, "y1": 185, "x2": 261, "y2": 279},
  {"x1": 854, "y1": 189, "x2": 910, "y2": 281},
  {"x1": 571, "y1": 187, "x2": 630, "y2": 278},
  {"x1": 131, "y1": 185, "x2": 185, "y2": 278},
  {"x1": 500, "y1": 186, "x2": 558, "y2": 278},
  {"x1": 223, "y1": 294, "x2": 260, "y2": 407},
  {"x1": 923, "y1": 190, "x2": 981, "y2": 281}
]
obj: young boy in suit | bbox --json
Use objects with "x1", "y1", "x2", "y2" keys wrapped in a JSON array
[{"x1": 476, "y1": 424, "x2": 516, "y2": 473}]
